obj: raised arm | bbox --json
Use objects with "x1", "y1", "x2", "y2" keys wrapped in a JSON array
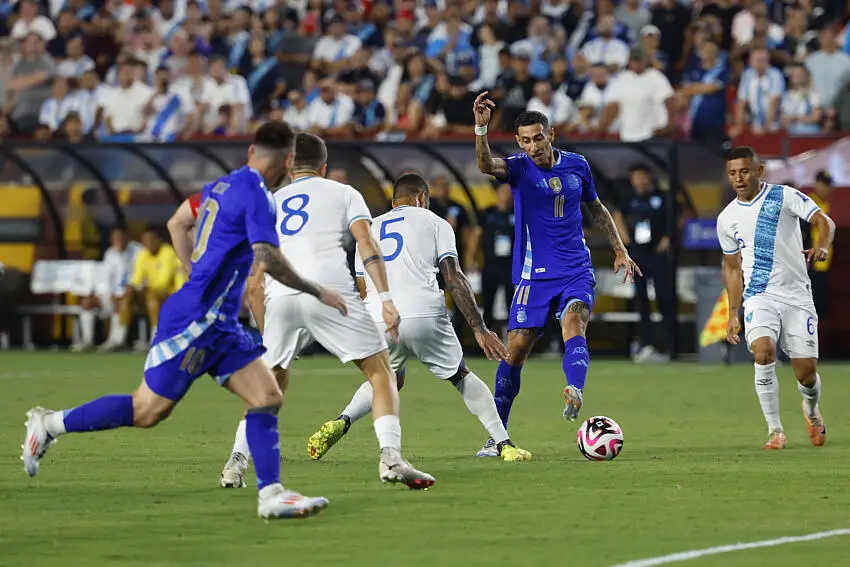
[
  {"x1": 585, "y1": 198, "x2": 641, "y2": 283},
  {"x1": 473, "y1": 91, "x2": 509, "y2": 181},
  {"x1": 350, "y1": 218, "x2": 400, "y2": 338},
  {"x1": 439, "y1": 255, "x2": 508, "y2": 361},
  {"x1": 723, "y1": 251, "x2": 744, "y2": 345},
  {"x1": 167, "y1": 198, "x2": 196, "y2": 271}
]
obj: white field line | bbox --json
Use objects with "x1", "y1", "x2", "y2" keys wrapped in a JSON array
[{"x1": 612, "y1": 529, "x2": 850, "y2": 567}]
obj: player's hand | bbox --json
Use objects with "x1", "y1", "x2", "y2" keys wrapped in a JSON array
[
  {"x1": 473, "y1": 327, "x2": 509, "y2": 361},
  {"x1": 613, "y1": 250, "x2": 642, "y2": 283},
  {"x1": 382, "y1": 300, "x2": 401, "y2": 342},
  {"x1": 803, "y1": 247, "x2": 828, "y2": 264},
  {"x1": 726, "y1": 314, "x2": 741, "y2": 345},
  {"x1": 473, "y1": 91, "x2": 495, "y2": 127},
  {"x1": 319, "y1": 286, "x2": 348, "y2": 316}
]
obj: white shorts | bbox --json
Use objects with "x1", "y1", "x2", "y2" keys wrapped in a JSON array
[
  {"x1": 95, "y1": 289, "x2": 114, "y2": 319},
  {"x1": 262, "y1": 290, "x2": 387, "y2": 369},
  {"x1": 744, "y1": 296, "x2": 819, "y2": 359},
  {"x1": 376, "y1": 315, "x2": 463, "y2": 380}
]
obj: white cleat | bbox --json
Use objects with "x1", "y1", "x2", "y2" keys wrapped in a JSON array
[
  {"x1": 70, "y1": 342, "x2": 93, "y2": 353},
  {"x1": 97, "y1": 341, "x2": 123, "y2": 353},
  {"x1": 22, "y1": 407, "x2": 57, "y2": 478},
  {"x1": 379, "y1": 449, "x2": 435, "y2": 490},
  {"x1": 220, "y1": 452, "x2": 248, "y2": 488},
  {"x1": 475, "y1": 437, "x2": 499, "y2": 457},
  {"x1": 563, "y1": 385, "x2": 584, "y2": 421},
  {"x1": 257, "y1": 484, "x2": 329, "y2": 519}
]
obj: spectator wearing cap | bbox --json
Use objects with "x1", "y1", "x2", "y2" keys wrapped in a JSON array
[
  {"x1": 470, "y1": 24, "x2": 504, "y2": 91},
  {"x1": 575, "y1": 63, "x2": 616, "y2": 134},
  {"x1": 306, "y1": 77, "x2": 355, "y2": 137},
  {"x1": 11, "y1": 0, "x2": 57, "y2": 42},
  {"x1": 806, "y1": 170, "x2": 834, "y2": 322},
  {"x1": 526, "y1": 80, "x2": 576, "y2": 134},
  {"x1": 730, "y1": 47, "x2": 784, "y2": 137},
  {"x1": 678, "y1": 40, "x2": 728, "y2": 145},
  {"x1": 651, "y1": 0, "x2": 691, "y2": 81},
  {"x1": 283, "y1": 89, "x2": 310, "y2": 130},
  {"x1": 46, "y1": 9, "x2": 80, "y2": 58},
  {"x1": 639, "y1": 25, "x2": 667, "y2": 73},
  {"x1": 805, "y1": 25, "x2": 850, "y2": 109},
  {"x1": 599, "y1": 47, "x2": 673, "y2": 142},
  {"x1": 580, "y1": 15, "x2": 630, "y2": 76},
  {"x1": 616, "y1": 0, "x2": 651, "y2": 39},
  {"x1": 57, "y1": 36, "x2": 96, "y2": 78},
  {"x1": 492, "y1": 49, "x2": 535, "y2": 131},
  {"x1": 6, "y1": 33, "x2": 57, "y2": 134},
  {"x1": 353, "y1": 79, "x2": 386, "y2": 137},
  {"x1": 143, "y1": 65, "x2": 198, "y2": 141},
  {"x1": 38, "y1": 76, "x2": 80, "y2": 132},
  {"x1": 209, "y1": 55, "x2": 251, "y2": 134},
  {"x1": 421, "y1": 74, "x2": 477, "y2": 137},
  {"x1": 99, "y1": 60, "x2": 154, "y2": 138},
  {"x1": 781, "y1": 64, "x2": 823, "y2": 135},
  {"x1": 312, "y1": 15, "x2": 361, "y2": 75}
]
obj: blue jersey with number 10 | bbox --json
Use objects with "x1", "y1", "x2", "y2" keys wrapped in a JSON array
[
  {"x1": 504, "y1": 149, "x2": 598, "y2": 284},
  {"x1": 159, "y1": 166, "x2": 279, "y2": 336}
]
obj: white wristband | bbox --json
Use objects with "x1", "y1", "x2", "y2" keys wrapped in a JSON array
[
  {"x1": 474, "y1": 124, "x2": 488, "y2": 136},
  {"x1": 379, "y1": 291, "x2": 393, "y2": 302}
]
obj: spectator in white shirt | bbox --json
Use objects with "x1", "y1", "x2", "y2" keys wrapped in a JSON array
[
  {"x1": 732, "y1": 1, "x2": 784, "y2": 48},
  {"x1": 312, "y1": 15, "x2": 362, "y2": 75},
  {"x1": 580, "y1": 15, "x2": 630, "y2": 76},
  {"x1": 731, "y1": 47, "x2": 784, "y2": 136},
  {"x1": 207, "y1": 56, "x2": 251, "y2": 134},
  {"x1": 575, "y1": 63, "x2": 618, "y2": 133},
  {"x1": 11, "y1": 0, "x2": 57, "y2": 42},
  {"x1": 72, "y1": 227, "x2": 143, "y2": 352},
  {"x1": 805, "y1": 26, "x2": 850, "y2": 108},
  {"x1": 174, "y1": 51, "x2": 215, "y2": 123},
  {"x1": 472, "y1": 25, "x2": 504, "y2": 91},
  {"x1": 38, "y1": 76, "x2": 79, "y2": 131},
  {"x1": 283, "y1": 89, "x2": 311, "y2": 130},
  {"x1": 599, "y1": 47, "x2": 674, "y2": 142},
  {"x1": 306, "y1": 77, "x2": 355, "y2": 137},
  {"x1": 527, "y1": 80, "x2": 576, "y2": 133},
  {"x1": 99, "y1": 61, "x2": 154, "y2": 136},
  {"x1": 143, "y1": 66, "x2": 198, "y2": 141},
  {"x1": 73, "y1": 68, "x2": 105, "y2": 134},
  {"x1": 56, "y1": 36, "x2": 95, "y2": 79},
  {"x1": 781, "y1": 64, "x2": 823, "y2": 135}
]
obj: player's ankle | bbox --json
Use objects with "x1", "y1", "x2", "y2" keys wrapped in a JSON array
[
  {"x1": 496, "y1": 439, "x2": 515, "y2": 454},
  {"x1": 337, "y1": 414, "x2": 352, "y2": 433}
]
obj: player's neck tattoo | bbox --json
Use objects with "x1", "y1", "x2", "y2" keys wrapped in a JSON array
[{"x1": 290, "y1": 169, "x2": 321, "y2": 180}]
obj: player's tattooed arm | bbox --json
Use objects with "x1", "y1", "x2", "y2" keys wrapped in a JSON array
[
  {"x1": 586, "y1": 198, "x2": 643, "y2": 283},
  {"x1": 475, "y1": 133, "x2": 509, "y2": 181},
  {"x1": 351, "y1": 219, "x2": 400, "y2": 338},
  {"x1": 439, "y1": 255, "x2": 485, "y2": 329}
]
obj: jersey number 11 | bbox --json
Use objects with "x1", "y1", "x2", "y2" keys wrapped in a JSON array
[{"x1": 554, "y1": 195, "x2": 565, "y2": 218}]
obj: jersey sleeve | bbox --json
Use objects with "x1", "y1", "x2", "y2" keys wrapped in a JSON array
[
  {"x1": 346, "y1": 186, "x2": 372, "y2": 228},
  {"x1": 245, "y1": 186, "x2": 280, "y2": 247},
  {"x1": 503, "y1": 154, "x2": 524, "y2": 186},
  {"x1": 716, "y1": 215, "x2": 740, "y2": 255},
  {"x1": 353, "y1": 243, "x2": 365, "y2": 277},
  {"x1": 435, "y1": 217, "x2": 458, "y2": 263},
  {"x1": 188, "y1": 192, "x2": 203, "y2": 218},
  {"x1": 782, "y1": 186, "x2": 820, "y2": 222},
  {"x1": 580, "y1": 158, "x2": 598, "y2": 202}
]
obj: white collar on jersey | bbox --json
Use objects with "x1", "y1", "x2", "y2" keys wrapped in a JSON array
[{"x1": 735, "y1": 182, "x2": 769, "y2": 207}]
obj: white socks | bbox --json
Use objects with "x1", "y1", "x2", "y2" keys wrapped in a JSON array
[
  {"x1": 342, "y1": 382, "x2": 374, "y2": 424},
  {"x1": 373, "y1": 414, "x2": 401, "y2": 451},
  {"x1": 754, "y1": 363, "x2": 783, "y2": 432},
  {"x1": 232, "y1": 419, "x2": 252, "y2": 460},
  {"x1": 111, "y1": 316, "x2": 128, "y2": 345},
  {"x1": 455, "y1": 372, "x2": 509, "y2": 444},
  {"x1": 45, "y1": 411, "x2": 67, "y2": 437},
  {"x1": 79, "y1": 311, "x2": 95, "y2": 345},
  {"x1": 798, "y1": 373, "x2": 822, "y2": 419}
]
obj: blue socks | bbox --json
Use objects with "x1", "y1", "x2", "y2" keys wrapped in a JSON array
[
  {"x1": 63, "y1": 394, "x2": 135, "y2": 433},
  {"x1": 494, "y1": 361, "x2": 523, "y2": 429},
  {"x1": 246, "y1": 408, "x2": 281, "y2": 491},
  {"x1": 563, "y1": 336, "x2": 590, "y2": 391}
]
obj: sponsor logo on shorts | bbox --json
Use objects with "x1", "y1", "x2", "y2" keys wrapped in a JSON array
[
  {"x1": 806, "y1": 340, "x2": 816, "y2": 348},
  {"x1": 535, "y1": 267, "x2": 546, "y2": 274},
  {"x1": 516, "y1": 308, "x2": 527, "y2": 324}
]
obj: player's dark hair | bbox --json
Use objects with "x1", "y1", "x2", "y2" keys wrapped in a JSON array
[
  {"x1": 725, "y1": 146, "x2": 759, "y2": 162},
  {"x1": 253, "y1": 120, "x2": 296, "y2": 152},
  {"x1": 292, "y1": 132, "x2": 328, "y2": 172},
  {"x1": 393, "y1": 173, "x2": 429, "y2": 199},
  {"x1": 514, "y1": 111, "x2": 549, "y2": 134}
]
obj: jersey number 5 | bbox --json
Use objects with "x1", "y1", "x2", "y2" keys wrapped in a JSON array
[
  {"x1": 191, "y1": 198, "x2": 220, "y2": 263},
  {"x1": 554, "y1": 195, "x2": 565, "y2": 218},
  {"x1": 380, "y1": 217, "x2": 405, "y2": 261}
]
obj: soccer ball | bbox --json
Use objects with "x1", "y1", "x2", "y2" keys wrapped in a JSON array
[{"x1": 577, "y1": 416, "x2": 623, "y2": 461}]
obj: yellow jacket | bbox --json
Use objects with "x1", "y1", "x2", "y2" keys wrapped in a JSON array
[{"x1": 130, "y1": 244, "x2": 183, "y2": 293}]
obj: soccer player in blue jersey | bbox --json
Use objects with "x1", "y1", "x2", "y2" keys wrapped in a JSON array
[
  {"x1": 21, "y1": 121, "x2": 349, "y2": 519},
  {"x1": 471, "y1": 93, "x2": 641, "y2": 456}
]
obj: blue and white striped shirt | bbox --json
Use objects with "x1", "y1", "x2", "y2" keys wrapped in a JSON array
[{"x1": 738, "y1": 67, "x2": 785, "y2": 128}]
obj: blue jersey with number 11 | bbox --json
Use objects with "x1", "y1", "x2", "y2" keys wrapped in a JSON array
[
  {"x1": 159, "y1": 166, "x2": 279, "y2": 336},
  {"x1": 504, "y1": 149, "x2": 598, "y2": 284}
]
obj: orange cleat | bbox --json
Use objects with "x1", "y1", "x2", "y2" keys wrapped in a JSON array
[
  {"x1": 802, "y1": 402, "x2": 826, "y2": 447},
  {"x1": 764, "y1": 430, "x2": 787, "y2": 450}
]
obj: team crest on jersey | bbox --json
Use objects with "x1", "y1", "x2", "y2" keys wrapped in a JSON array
[
  {"x1": 549, "y1": 177, "x2": 563, "y2": 194},
  {"x1": 763, "y1": 203, "x2": 780, "y2": 218},
  {"x1": 566, "y1": 174, "x2": 580, "y2": 190},
  {"x1": 516, "y1": 308, "x2": 528, "y2": 324}
]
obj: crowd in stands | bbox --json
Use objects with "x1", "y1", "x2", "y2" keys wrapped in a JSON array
[{"x1": 3, "y1": 0, "x2": 850, "y2": 143}]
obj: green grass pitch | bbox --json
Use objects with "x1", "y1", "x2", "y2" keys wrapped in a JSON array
[{"x1": 1, "y1": 353, "x2": 848, "y2": 567}]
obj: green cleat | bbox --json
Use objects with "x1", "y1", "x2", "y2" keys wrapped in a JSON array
[{"x1": 307, "y1": 419, "x2": 348, "y2": 460}]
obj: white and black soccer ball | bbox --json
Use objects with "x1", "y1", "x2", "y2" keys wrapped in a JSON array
[{"x1": 577, "y1": 416, "x2": 623, "y2": 461}]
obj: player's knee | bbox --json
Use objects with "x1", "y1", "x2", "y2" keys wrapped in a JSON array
[
  {"x1": 132, "y1": 399, "x2": 172, "y2": 428},
  {"x1": 447, "y1": 360, "x2": 469, "y2": 385},
  {"x1": 753, "y1": 350, "x2": 775, "y2": 365},
  {"x1": 793, "y1": 360, "x2": 817, "y2": 386}
]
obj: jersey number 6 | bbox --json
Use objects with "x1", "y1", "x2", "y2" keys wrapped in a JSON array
[{"x1": 380, "y1": 217, "x2": 405, "y2": 261}]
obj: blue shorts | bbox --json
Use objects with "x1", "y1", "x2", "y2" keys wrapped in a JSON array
[
  {"x1": 508, "y1": 272, "x2": 596, "y2": 332},
  {"x1": 144, "y1": 320, "x2": 266, "y2": 402}
]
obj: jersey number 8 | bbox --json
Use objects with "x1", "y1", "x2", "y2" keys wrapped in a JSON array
[
  {"x1": 280, "y1": 194, "x2": 310, "y2": 236},
  {"x1": 192, "y1": 198, "x2": 220, "y2": 263}
]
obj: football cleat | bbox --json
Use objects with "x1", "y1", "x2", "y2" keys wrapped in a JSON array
[
  {"x1": 220, "y1": 452, "x2": 249, "y2": 488},
  {"x1": 563, "y1": 385, "x2": 584, "y2": 421},
  {"x1": 379, "y1": 450, "x2": 435, "y2": 490},
  {"x1": 22, "y1": 407, "x2": 57, "y2": 477},
  {"x1": 764, "y1": 429, "x2": 787, "y2": 450},
  {"x1": 307, "y1": 419, "x2": 348, "y2": 460},
  {"x1": 475, "y1": 437, "x2": 499, "y2": 458},
  {"x1": 257, "y1": 484, "x2": 329, "y2": 519},
  {"x1": 802, "y1": 402, "x2": 826, "y2": 447},
  {"x1": 499, "y1": 443, "x2": 533, "y2": 462}
]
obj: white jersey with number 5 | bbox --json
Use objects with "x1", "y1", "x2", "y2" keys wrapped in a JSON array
[
  {"x1": 355, "y1": 206, "x2": 458, "y2": 321},
  {"x1": 716, "y1": 183, "x2": 820, "y2": 308},
  {"x1": 266, "y1": 176, "x2": 372, "y2": 298}
]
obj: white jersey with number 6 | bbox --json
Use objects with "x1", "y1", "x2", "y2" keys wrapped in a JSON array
[
  {"x1": 265, "y1": 176, "x2": 372, "y2": 298},
  {"x1": 355, "y1": 206, "x2": 458, "y2": 321},
  {"x1": 716, "y1": 183, "x2": 820, "y2": 308}
]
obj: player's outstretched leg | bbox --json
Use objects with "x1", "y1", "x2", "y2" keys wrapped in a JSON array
[
  {"x1": 356, "y1": 352, "x2": 434, "y2": 489},
  {"x1": 792, "y1": 358, "x2": 825, "y2": 446},
  {"x1": 750, "y1": 336, "x2": 786, "y2": 449},
  {"x1": 561, "y1": 301, "x2": 590, "y2": 422},
  {"x1": 226, "y1": 358, "x2": 329, "y2": 518},
  {"x1": 307, "y1": 368, "x2": 405, "y2": 460}
]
